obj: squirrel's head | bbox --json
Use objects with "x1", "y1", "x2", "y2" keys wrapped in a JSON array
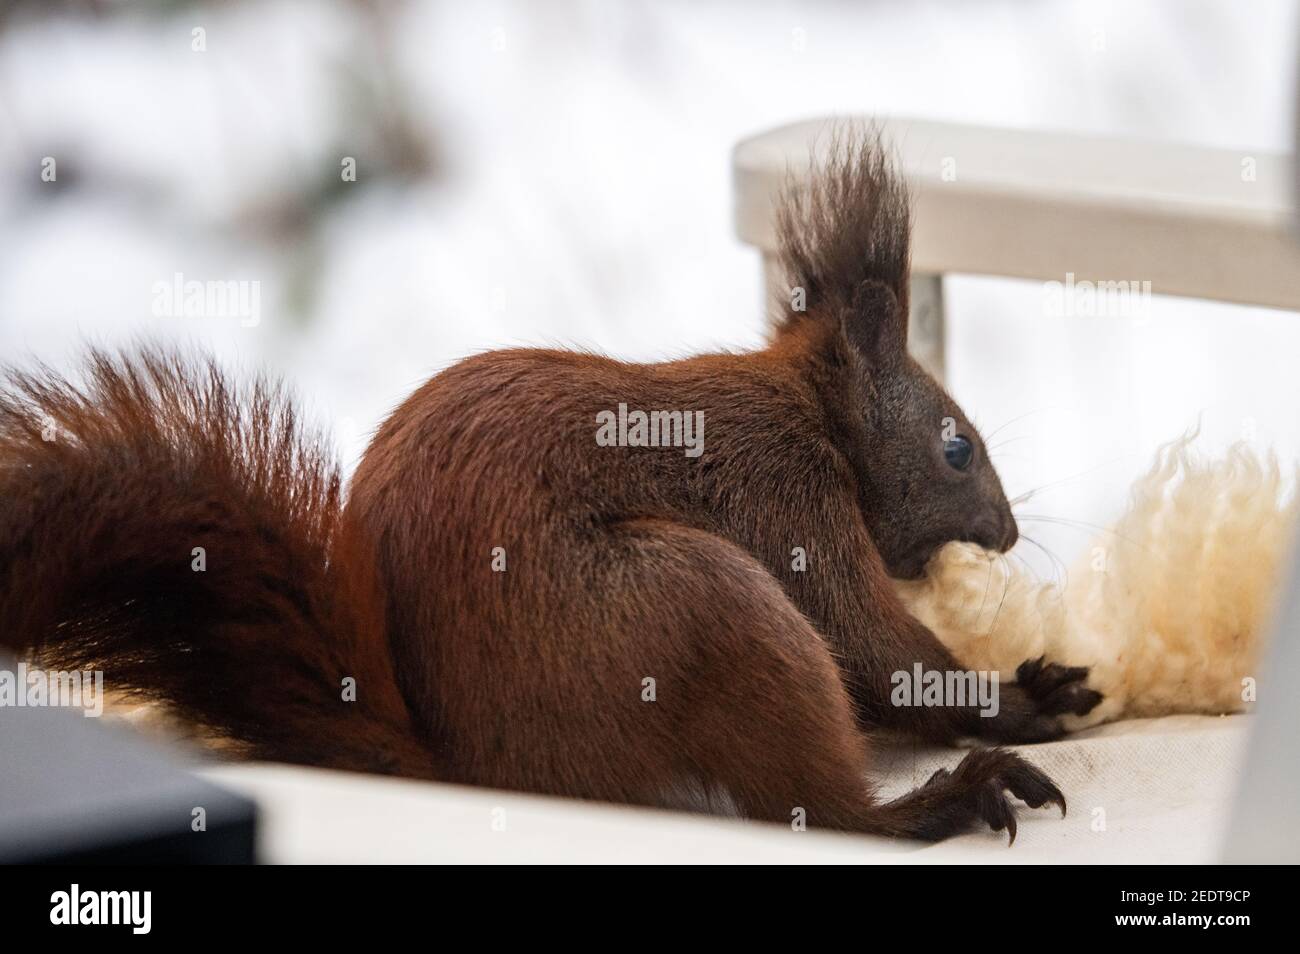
[
  {"x1": 819, "y1": 279, "x2": 1018, "y2": 580},
  {"x1": 775, "y1": 130, "x2": 1016, "y2": 580}
]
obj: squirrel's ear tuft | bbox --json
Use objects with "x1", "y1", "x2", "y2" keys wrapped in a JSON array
[
  {"x1": 842, "y1": 279, "x2": 906, "y2": 365},
  {"x1": 773, "y1": 126, "x2": 912, "y2": 336}
]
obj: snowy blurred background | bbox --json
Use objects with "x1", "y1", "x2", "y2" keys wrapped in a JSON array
[{"x1": 1, "y1": 0, "x2": 1297, "y2": 577}]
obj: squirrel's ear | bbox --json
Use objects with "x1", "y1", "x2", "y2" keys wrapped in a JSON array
[{"x1": 841, "y1": 279, "x2": 907, "y2": 365}]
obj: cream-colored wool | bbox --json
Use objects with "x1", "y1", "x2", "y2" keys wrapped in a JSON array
[{"x1": 895, "y1": 438, "x2": 1297, "y2": 727}]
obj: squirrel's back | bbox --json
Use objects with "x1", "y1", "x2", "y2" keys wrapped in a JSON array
[{"x1": 343, "y1": 342, "x2": 838, "y2": 776}]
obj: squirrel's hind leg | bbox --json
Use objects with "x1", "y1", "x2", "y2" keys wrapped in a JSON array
[{"x1": 579, "y1": 519, "x2": 1065, "y2": 841}]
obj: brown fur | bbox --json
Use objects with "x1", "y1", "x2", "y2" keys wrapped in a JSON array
[
  {"x1": 0, "y1": 350, "x2": 436, "y2": 778},
  {"x1": 0, "y1": 133, "x2": 1099, "y2": 840}
]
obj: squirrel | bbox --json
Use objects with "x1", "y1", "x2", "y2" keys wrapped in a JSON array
[{"x1": 0, "y1": 131, "x2": 1101, "y2": 842}]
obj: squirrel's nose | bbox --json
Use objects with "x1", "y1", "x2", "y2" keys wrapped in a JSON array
[
  {"x1": 1000, "y1": 514, "x2": 1019, "y2": 551},
  {"x1": 972, "y1": 512, "x2": 1018, "y2": 553}
]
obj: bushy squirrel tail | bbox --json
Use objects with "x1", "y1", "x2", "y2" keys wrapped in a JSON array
[{"x1": 0, "y1": 345, "x2": 439, "y2": 778}]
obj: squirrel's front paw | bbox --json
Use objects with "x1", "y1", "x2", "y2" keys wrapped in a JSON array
[
  {"x1": 1015, "y1": 656, "x2": 1103, "y2": 717},
  {"x1": 975, "y1": 658, "x2": 1103, "y2": 744}
]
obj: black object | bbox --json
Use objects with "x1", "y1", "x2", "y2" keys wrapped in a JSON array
[{"x1": 0, "y1": 654, "x2": 256, "y2": 864}]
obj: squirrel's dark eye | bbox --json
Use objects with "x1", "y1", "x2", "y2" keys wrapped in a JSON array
[{"x1": 943, "y1": 435, "x2": 974, "y2": 471}]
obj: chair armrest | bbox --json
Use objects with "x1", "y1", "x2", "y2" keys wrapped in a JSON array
[{"x1": 734, "y1": 117, "x2": 1300, "y2": 311}]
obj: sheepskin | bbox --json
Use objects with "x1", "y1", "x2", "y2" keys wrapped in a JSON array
[{"x1": 895, "y1": 437, "x2": 1297, "y2": 727}]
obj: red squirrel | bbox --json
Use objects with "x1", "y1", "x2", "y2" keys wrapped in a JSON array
[{"x1": 0, "y1": 132, "x2": 1100, "y2": 842}]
